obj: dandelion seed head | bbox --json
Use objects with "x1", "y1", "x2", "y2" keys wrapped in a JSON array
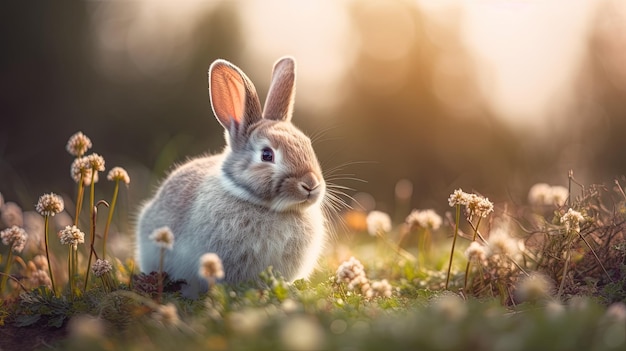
[
  {"x1": 92, "y1": 259, "x2": 113, "y2": 277},
  {"x1": 35, "y1": 193, "x2": 64, "y2": 217},
  {"x1": 1, "y1": 225, "x2": 28, "y2": 253},
  {"x1": 365, "y1": 210, "x2": 392, "y2": 235},
  {"x1": 199, "y1": 252, "x2": 225, "y2": 281},
  {"x1": 107, "y1": 167, "x2": 130, "y2": 185},
  {"x1": 66, "y1": 131, "x2": 92, "y2": 157},
  {"x1": 149, "y1": 226, "x2": 175, "y2": 250},
  {"x1": 561, "y1": 208, "x2": 585, "y2": 233},
  {"x1": 405, "y1": 209, "x2": 442, "y2": 230},
  {"x1": 58, "y1": 225, "x2": 85, "y2": 249}
]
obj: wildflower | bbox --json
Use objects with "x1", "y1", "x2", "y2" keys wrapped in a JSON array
[
  {"x1": 336, "y1": 256, "x2": 367, "y2": 285},
  {"x1": 406, "y1": 209, "x2": 442, "y2": 230},
  {"x1": 28, "y1": 269, "x2": 52, "y2": 289},
  {"x1": 66, "y1": 131, "x2": 92, "y2": 157},
  {"x1": 370, "y1": 279, "x2": 392, "y2": 297},
  {"x1": 35, "y1": 193, "x2": 64, "y2": 217},
  {"x1": 366, "y1": 210, "x2": 392, "y2": 235},
  {"x1": 1, "y1": 202, "x2": 24, "y2": 227},
  {"x1": 199, "y1": 253, "x2": 225, "y2": 282},
  {"x1": 152, "y1": 303, "x2": 180, "y2": 327},
  {"x1": 487, "y1": 228, "x2": 519, "y2": 257},
  {"x1": 528, "y1": 183, "x2": 569, "y2": 206},
  {"x1": 59, "y1": 225, "x2": 85, "y2": 250},
  {"x1": 86, "y1": 153, "x2": 105, "y2": 172},
  {"x1": 465, "y1": 194, "x2": 494, "y2": 218},
  {"x1": 149, "y1": 226, "x2": 175, "y2": 250},
  {"x1": 515, "y1": 272, "x2": 552, "y2": 302},
  {"x1": 1, "y1": 225, "x2": 28, "y2": 253},
  {"x1": 561, "y1": 208, "x2": 585, "y2": 233},
  {"x1": 71, "y1": 156, "x2": 98, "y2": 185},
  {"x1": 32, "y1": 254, "x2": 49, "y2": 270},
  {"x1": 551, "y1": 186, "x2": 569, "y2": 206},
  {"x1": 465, "y1": 241, "x2": 487, "y2": 262},
  {"x1": 92, "y1": 258, "x2": 113, "y2": 277},
  {"x1": 448, "y1": 188, "x2": 470, "y2": 207},
  {"x1": 107, "y1": 166, "x2": 130, "y2": 185}
]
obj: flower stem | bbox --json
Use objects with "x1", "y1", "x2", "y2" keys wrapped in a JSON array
[
  {"x1": 74, "y1": 177, "x2": 85, "y2": 226},
  {"x1": 158, "y1": 247, "x2": 165, "y2": 303},
  {"x1": 445, "y1": 204, "x2": 461, "y2": 290},
  {"x1": 103, "y1": 180, "x2": 120, "y2": 259},
  {"x1": 558, "y1": 235, "x2": 575, "y2": 299},
  {"x1": 68, "y1": 247, "x2": 74, "y2": 300},
  {"x1": 43, "y1": 216, "x2": 57, "y2": 296},
  {"x1": 464, "y1": 217, "x2": 483, "y2": 291},
  {"x1": 84, "y1": 202, "x2": 97, "y2": 292},
  {"x1": 0, "y1": 251, "x2": 14, "y2": 294}
]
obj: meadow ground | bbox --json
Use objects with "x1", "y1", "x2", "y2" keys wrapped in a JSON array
[{"x1": 1, "y1": 132, "x2": 625, "y2": 350}]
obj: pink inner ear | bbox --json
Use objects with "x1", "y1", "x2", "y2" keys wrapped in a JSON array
[{"x1": 211, "y1": 64, "x2": 246, "y2": 127}]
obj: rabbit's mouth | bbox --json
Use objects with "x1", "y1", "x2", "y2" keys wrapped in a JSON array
[{"x1": 270, "y1": 175, "x2": 325, "y2": 212}]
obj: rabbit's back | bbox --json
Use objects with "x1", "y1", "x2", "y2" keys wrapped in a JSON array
[{"x1": 136, "y1": 155, "x2": 222, "y2": 276}]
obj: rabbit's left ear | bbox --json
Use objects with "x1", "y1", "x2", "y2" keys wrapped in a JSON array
[{"x1": 263, "y1": 56, "x2": 296, "y2": 122}]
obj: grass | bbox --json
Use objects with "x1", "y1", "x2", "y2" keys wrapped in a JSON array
[{"x1": 0, "y1": 132, "x2": 625, "y2": 350}]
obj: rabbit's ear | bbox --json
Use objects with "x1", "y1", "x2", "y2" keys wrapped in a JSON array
[
  {"x1": 263, "y1": 56, "x2": 296, "y2": 122},
  {"x1": 209, "y1": 60, "x2": 263, "y2": 136}
]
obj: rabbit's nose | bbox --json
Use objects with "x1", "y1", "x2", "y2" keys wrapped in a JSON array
[{"x1": 299, "y1": 173, "x2": 321, "y2": 193}]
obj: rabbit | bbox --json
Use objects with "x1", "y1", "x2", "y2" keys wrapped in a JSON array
[{"x1": 136, "y1": 57, "x2": 327, "y2": 297}]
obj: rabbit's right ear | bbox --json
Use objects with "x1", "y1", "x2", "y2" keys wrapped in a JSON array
[{"x1": 209, "y1": 60, "x2": 263, "y2": 139}]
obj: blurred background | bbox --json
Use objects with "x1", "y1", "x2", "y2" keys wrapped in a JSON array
[{"x1": 2, "y1": 0, "x2": 626, "y2": 221}]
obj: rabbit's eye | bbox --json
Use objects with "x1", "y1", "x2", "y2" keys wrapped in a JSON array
[{"x1": 261, "y1": 147, "x2": 274, "y2": 163}]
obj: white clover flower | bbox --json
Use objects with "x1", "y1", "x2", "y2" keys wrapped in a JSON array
[
  {"x1": 199, "y1": 253, "x2": 224, "y2": 282},
  {"x1": 59, "y1": 225, "x2": 85, "y2": 250},
  {"x1": 515, "y1": 272, "x2": 552, "y2": 302},
  {"x1": 406, "y1": 209, "x2": 442, "y2": 230},
  {"x1": 66, "y1": 131, "x2": 92, "y2": 157},
  {"x1": 35, "y1": 193, "x2": 64, "y2": 217},
  {"x1": 91, "y1": 258, "x2": 113, "y2": 278},
  {"x1": 336, "y1": 256, "x2": 367, "y2": 284},
  {"x1": 86, "y1": 153, "x2": 106, "y2": 172},
  {"x1": 1, "y1": 202, "x2": 24, "y2": 227},
  {"x1": 107, "y1": 166, "x2": 130, "y2": 185},
  {"x1": 370, "y1": 279, "x2": 392, "y2": 298},
  {"x1": 1, "y1": 225, "x2": 28, "y2": 253},
  {"x1": 487, "y1": 228, "x2": 519, "y2": 257},
  {"x1": 528, "y1": 183, "x2": 569, "y2": 206},
  {"x1": 465, "y1": 241, "x2": 487, "y2": 263},
  {"x1": 465, "y1": 194, "x2": 494, "y2": 218},
  {"x1": 448, "y1": 188, "x2": 470, "y2": 207},
  {"x1": 366, "y1": 210, "x2": 392, "y2": 235},
  {"x1": 561, "y1": 208, "x2": 585, "y2": 233},
  {"x1": 149, "y1": 226, "x2": 175, "y2": 250}
]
